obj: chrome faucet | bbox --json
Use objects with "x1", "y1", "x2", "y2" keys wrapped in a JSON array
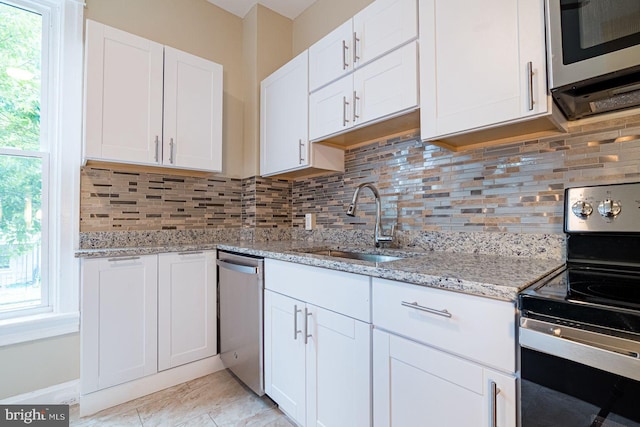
[{"x1": 346, "y1": 182, "x2": 394, "y2": 248}]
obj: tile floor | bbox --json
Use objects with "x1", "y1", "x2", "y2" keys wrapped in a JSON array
[{"x1": 70, "y1": 370, "x2": 295, "y2": 427}]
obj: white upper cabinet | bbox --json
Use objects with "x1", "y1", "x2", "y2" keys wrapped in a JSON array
[
  {"x1": 84, "y1": 20, "x2": 223, "y2": 172},
  {"x1": 354, "y1": 42, "x2": 418, "y2": 126},
  {"x1": 420, "y1": 0, "x2": 564, "y2": 148},
  {"x1": 309, "y1": 0, "x2": 417, "y2": 92},
  {"x1": 84, "y1": 21, "x2": 164, "y2": 164},
  {"x1": 309, "y1": 41, "x2": 418, "y2": 141},
  {"x1": 309, "y1": 21, "x2": 353, "y2": 93},
  {"x1": 309, "y1": 73, "x2": 354, "y2": 141},
  {"x1": 260, "y1": 50, "x2": 344, "y2": 177},
  {"x1": 163, "y1": 48, "x2": 223, "y2": 172},
  {"x1": 353, "y1": 0, "x2": 418, "y2": 68},
  {"x1": 261, "y1": 51, "x2": 309, "y2": 176}
]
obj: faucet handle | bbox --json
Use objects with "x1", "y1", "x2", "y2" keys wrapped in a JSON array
[{"x1": 378, "y1": 224, "x2": 395, "y2": 243}]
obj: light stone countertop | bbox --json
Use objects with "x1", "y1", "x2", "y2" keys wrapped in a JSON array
[{"x1": 76, "y1": 240, "x2": 564, "y2": 302}]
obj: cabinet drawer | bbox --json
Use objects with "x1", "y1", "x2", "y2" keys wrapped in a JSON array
[
  {"x1": 372, "y1": 278, "x2": 515, "y2": 372},
  {"x1": 265, "y1": 259, "x2": 370, "y2": 322}
]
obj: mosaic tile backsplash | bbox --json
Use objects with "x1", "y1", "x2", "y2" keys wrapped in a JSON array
[
  {"x1": 293, "y1": 114, "x2": 640, "y2": 234},
  {"x1": 80, "y1": 113, "x2": 640, "y2": 235}
]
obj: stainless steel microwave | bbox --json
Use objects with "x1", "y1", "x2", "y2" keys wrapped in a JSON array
[{"x1": 546, "y1": 0, "x2": 640, "y2": 120}]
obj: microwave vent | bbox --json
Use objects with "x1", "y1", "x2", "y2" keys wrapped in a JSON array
[
  {"x1": 552, "y1": 65, "x2": 640, "y2": 120},
  {"x1": 589, "y1": 89, "x2": 640, "y2": 115}
]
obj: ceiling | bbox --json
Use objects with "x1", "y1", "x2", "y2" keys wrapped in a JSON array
[{"x1": 206, "y1": 0, "x2": 317, "y2": 19}]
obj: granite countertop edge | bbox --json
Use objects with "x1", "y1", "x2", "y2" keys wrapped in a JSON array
[{"x1": 76, "y1": 241, "x2": 564, "y2": 302}]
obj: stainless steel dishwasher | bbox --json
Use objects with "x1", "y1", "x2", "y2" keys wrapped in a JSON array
[{"x1": 217, "y1": 250, "x2": 265, "y2": 396}]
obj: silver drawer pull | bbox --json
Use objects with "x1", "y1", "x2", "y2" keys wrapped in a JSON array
[
  {"x1": 490, "y1": 380, "x2": 501, "y2": 427},
  {"x1": 304, "y1": 307, "x2": 312, "y2": 345},
  {"x1": 178, "y1": 251, "x2": 203, "y2": 256},
  {"x1": 108, "y1": 256, "x2": 140, "y2": 262},
  {"x1": 527, "y1": 61, "x2": 535, "y2": 111},
  {"x1": 293, "y1": 305, "x2": 302, "y2": 340},
  {"x1": 401, "y1": 301, "x2": 452, "y2": 318}
]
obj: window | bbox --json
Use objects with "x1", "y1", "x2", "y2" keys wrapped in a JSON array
[
  {"x1": 0, "y1": 3, "x2": 47, "y2": 315},
  {"x1": 0, "y1": 0, "x2": 83, "y2": 345}
]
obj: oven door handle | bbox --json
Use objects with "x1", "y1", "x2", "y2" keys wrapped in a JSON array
[
  {"x1": 561, "y1": 334, "x2": 639, "y2": 359},
  {"x1": 520, "y1": 318, "x2": 640, "y2": 382}
]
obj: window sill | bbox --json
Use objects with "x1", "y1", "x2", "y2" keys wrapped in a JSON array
[{"x1": 0, "y1": 312, "x2": 79, "y2": 347}]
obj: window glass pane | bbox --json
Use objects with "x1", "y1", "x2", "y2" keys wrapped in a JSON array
[
  {"x1": 0, "y1": 2, "x2": 42, "y2": 151},
  {"x1": 0, "y1": 155, "x2": 43, "y2": 312}
]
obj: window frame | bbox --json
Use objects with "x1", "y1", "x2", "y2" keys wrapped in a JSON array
[{"x1": 0, "y1": 0, "x2": 83, "y2": 346}]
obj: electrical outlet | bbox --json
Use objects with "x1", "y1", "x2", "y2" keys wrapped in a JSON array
[{"x1": 305, "y1": 213, "x2": 315, "y2": 230}]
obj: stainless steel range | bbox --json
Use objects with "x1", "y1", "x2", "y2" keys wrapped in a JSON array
[{"x1": 519, "y1": 182, "x2": 640, "y2": 427}]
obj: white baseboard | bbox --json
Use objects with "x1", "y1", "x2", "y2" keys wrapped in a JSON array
[
  {"x1": 79, "y1": 355, "x2": 224, "y2": 417},
  {"x1": 0, "y1": 380, "x2": 80, "y2": 406}
]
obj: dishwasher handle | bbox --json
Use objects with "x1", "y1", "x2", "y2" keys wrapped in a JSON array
[{"x1": 217, "y1": 259, "x2": 260, "y2": 275}]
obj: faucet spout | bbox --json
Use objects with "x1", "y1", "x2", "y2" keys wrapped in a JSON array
[{"x1": 346, "y1": 182, "x2": 394, "y2": 247}]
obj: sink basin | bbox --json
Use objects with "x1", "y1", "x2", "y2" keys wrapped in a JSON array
[{"x1": 304, "y1": 249, "x2": 404, "y2": 263}]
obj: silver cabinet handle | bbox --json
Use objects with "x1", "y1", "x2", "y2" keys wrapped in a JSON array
[
  {"x1": 353, "y1": 91, "x2": 360, "y2": 122},
  {"x1": 108, "y1": 256, "x2": 140, "y2": 262},
  {"x1": 293, "y1": 305, "x2": 302, "y2": 340},
  {"x1": 169, "y1": 138, "x2": 175, "y2": 164},
  {"x1": 216, "y1": 259, "x2": 259, "y2": 275},
  {"x1": 353, "y1": 32, "x2": 360, "y2": 64},
  {"x1": 178, "y1": 251, "x2": 203, "y2": 256},
  {"x1": 343, "y1": 96, "x2": 350, "y2": 126},
  {"x1": 527, "y1": 61, "x2": 534, "y2": 111},
  {"x1": 154, "y1": 136, "x2": 159, "y2": 162},
  {"x1": 298, "y1": 139, "x2": 305, "y2": 164},
  {"x1": 490, "y1": 380, "x2": 501, "y2": 427},
  {"x1": 304, "y1": 307, "x2": 312, "y2": 344},
  {"x1": 342, "y1": 40, "x2": 349, "y2": 70},
  {"x1": 401, "y1": 301, "x2": 452, "y2": 318}
]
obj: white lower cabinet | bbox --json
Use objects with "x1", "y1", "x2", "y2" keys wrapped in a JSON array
[
  {"x1": 264, "y1": 290, "x2": 307, "y2": 423},
  {"x1": 81, "y1": 251, "x2": 217, "y2": 394},
  {"x1": 373, "y1": 329, "x2": 516, "y2": 427},
  {"x1": 158, "y1": 251, "x2": 217, "y2": 371},
  {"x1": 372, "y1": 277, "x2": 517, "y2": 427},
  {"x1": 264, "y1": 259, "x2": 372, "y2": 427},
  {"x1": 81, "y1": 255, "x2": 158, "y2": 393}
]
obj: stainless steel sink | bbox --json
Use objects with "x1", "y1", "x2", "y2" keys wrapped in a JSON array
[{"x1": 304, "y1": 249, "x2": 404, "y2": 263}]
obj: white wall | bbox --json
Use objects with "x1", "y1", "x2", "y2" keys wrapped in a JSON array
[{"x1": 0, "y1": 334, "x2": 80, "y2": 400}]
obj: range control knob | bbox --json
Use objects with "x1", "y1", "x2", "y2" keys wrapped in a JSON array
[
  {"x1": 598, "y1": 199, "x2": 622, "y2": 218},
  {"x1": 571, "y1": 201, "x2": 593, "y2": 218}
]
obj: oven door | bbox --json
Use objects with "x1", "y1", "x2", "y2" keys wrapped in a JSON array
[
  {"x1": 547, "y1": 0, "x2": 640, "y2": 88},
  {"x1": 520, "y1": 318, "x2": 640, "y2": 427}
]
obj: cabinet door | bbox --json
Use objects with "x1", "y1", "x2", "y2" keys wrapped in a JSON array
[
  {"x1": 420, "y1": 0, "x2": 547, "y2": 139},
  {"x1": 81, "y1": 255, "x2": 158, "y2": 393},
  {"x1": 157, "y1": 251, "x2": 217, "y2": 371},
  {"x1": 264, "y1": 290, "x2": 306, "y2": 425},
  {"x1": 306, "y1": 305, "x2": 371, "y2": 427},
  {"x1": 84, "y1": 20, "x2": 163, "y2": 165},
  {"x1": 373, "y1": 330, "x2": 516, "y2": 427},
  {"x1": 260, "y1": 51, "x2": 309, "y2": 176},
  {"x1": 353, "y1": 0, "x2": 417, "y2": 67},
  {"x1": 163, "y1": 47, "x2": 223, "y2": 172},
  {"x1": 309, "y1": 20, "x2": 353, "y2": 92},
  {"x1": 309, "y1": 74, "x2": 353, "y2": 141},
  {"x1": 354, "y1": 41, "x2": 418, "y2": 127}
]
